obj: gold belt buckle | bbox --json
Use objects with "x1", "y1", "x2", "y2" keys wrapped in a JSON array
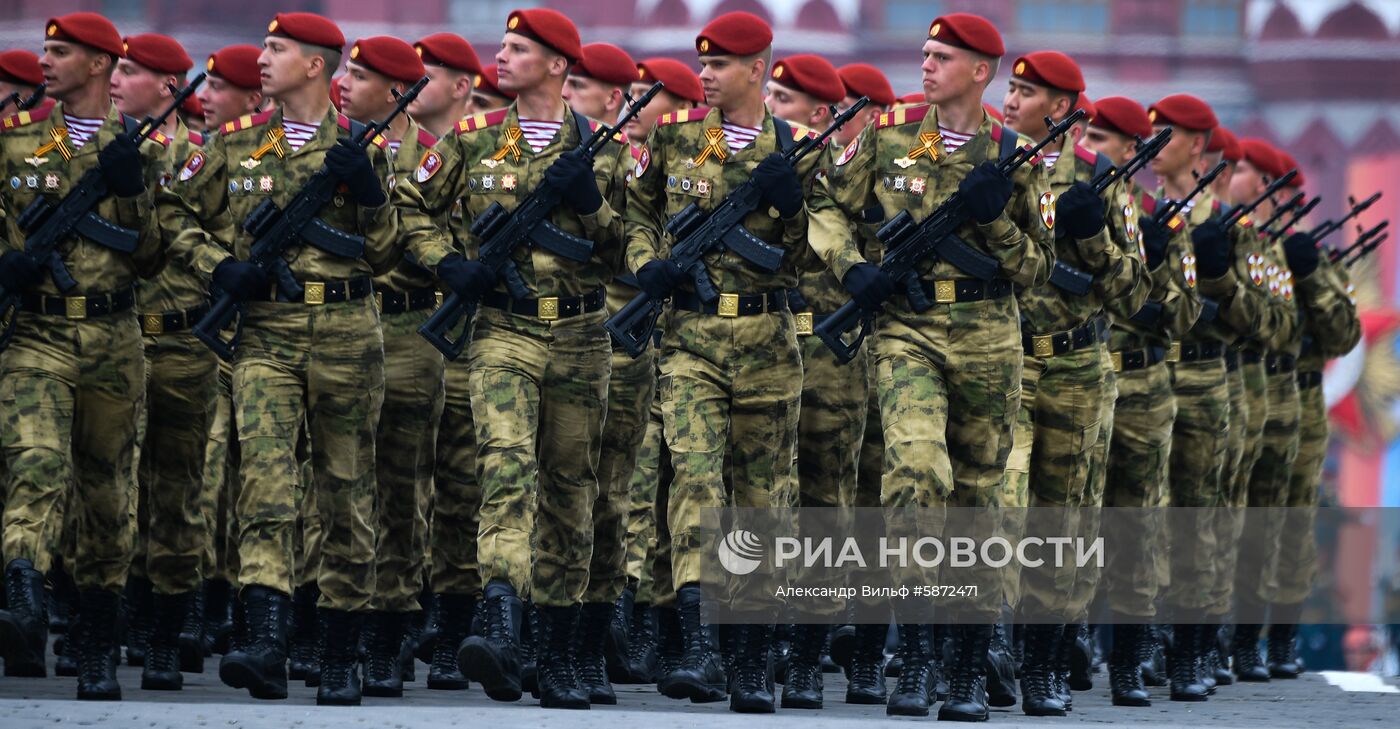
[
  {"x1": 304, "y1": 282, "x2": 326, "y2": 305},
  {"x1": 1111, "y1": 351, "x2": 1123, "y2": 372},
  {"x1": 717, "y1": 293, "x2": 740, "y2": 318},
  {"x1": 934, "y1": 279, "x2": 957, "y2": 304},
  {"x1": 65, "y1": 295, "x2": 87, "y2": 320},
  {"x1": 1031, "y1": 333, "x2": 1054, "y2": 358},
  {"x1": 1166, "y1": 342, "x2": 1181, "y2": 363},
  {"x1": 538, "y1": 296, "x2": 560, "y2": 321},
  {"x1": 435, "y1": 290, "x2": 444, "y2": 309},
  {"x1": 142, "y1": 314, "x2": 164, "y2": 335},
  {"x1": 795, "y1": 311, "x2": 814, "y2": 335}
]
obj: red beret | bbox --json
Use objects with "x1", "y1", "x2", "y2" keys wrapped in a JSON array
[
  {"x1": 415, "y1": 33, "x2": 481, "y2": 75},
  {"x1": 638, "y1": 57, "x2": 704, "y2": 104},
  {"x1": 1074, "y1": 94, "x2": 1096, "y2": 123},
  {"x1": 46, "y1": 13, "x2": 124, "y2": 58},
  {"x1": 1091, "y1": 96, "x2": 1152, "y2": 140},
  {"x1": 927, "y1": 13, "x2": 1005, "y2": 58},
  {"x1": 1240, "y1": 138, "x2": 1286, "y2": 179},
  {"x1": 0, "y1": 50, "x2": 44, "y2": 86},
  {"x1": 838, "y1": 64, "x2": 895, "y2": 107},
  {"x1": 1206, "y1": 125, "x2": 1243, "y2": 162},
  {"x1": 1148, "y1": 94, "x2": 1217, "y2": 132},
  {"x1": 206, "y1": 45, "x2": 262, "y2": 90},
  {"x1": 475, "y1": 66, "x2": 516, "y2": 101},
  {"x1": 574, "y1": 43, "x2": 637, "y2": 87},
  {"x1": 697, "y1": 11, "x2": 773, "y2": 57},
  {"x1": 329, "y1": 75, "x2": 343, "y2": 110},
  {"x1": 122, "y1": 34, "x2": 192, "y2": 75},
  {"x1": 897, "y1": 92, "x2": 926, "y2": 106},
  {"x1": 506, "y1": 8, "x2": 582, "y2": 64},
  {"x1": 181, "y1": 92, "x2": 203, "y2": 118},
  {"x1": 1275, "y1": 150, "x2": 1303, "y2": 187},
  {"x1": 349, "y1": 36, "x2": 424, "y2": 84},
  {"x1": 1012, "y1": 51, "x2": 1084, "y2": 93},
  {"x1": 771, "y1": 54, "x2": 845, "y2": 105},
  {"x1": 267, "y1": 13, "x2": 344, "y2": 52}
]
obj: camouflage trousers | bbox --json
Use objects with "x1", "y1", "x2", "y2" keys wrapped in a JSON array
[
  {"x1": 1275, "y1": 376, "x2": 1324, "y2": 605},
  {"x1": 430, "y1": 349, "x2": 481, "y2": 597},
  {"x1": 662, "y1": 310, "x2": 801, "y2": 595},
  {"x1": 201, "y1": 363, "x2": 240, "y2": 584},
  {"x1": 132, "y1": 333, "x2": 219, "y2": 595},
  {"x1": 587, "y1": 347, "x2": 656, "y2": 604},
  {"x1": 291, "y1": 426, "x2": 321, "y2": 589},
  {"x1": 1101, "y1": 360, "x2": 1175, "y2": 618},
  {"x1": 372, "y1": 311, "x2": 445, "y2": 611},
  {"x1": 1164, "y1": 357, "x2": 1230, "y2": 614},
  {"x1": 1234, "y1": 369, "x2": 1301, "y2": 609},
  {"x1": 1068, "y1": 347, "x2": 1115, "y2": 621},
  {"x1": 1, "y1": 313, "x2": 144, "y2": 592},
  {"x1": 852, "y1": 356, "x2": 887, "y2": 610},
  {"x1": 469, "y1": 307, "x2": 610, "y2": 607},
  {"x1": 1206, "y1": 364, "x2": 1249, "y2": 617},
  {"x1": 625, "y1": 386, "x2": 663, "y2": 602},
  {"x1": 233, "y1": 299, "x2": 383, "y2": 609}
]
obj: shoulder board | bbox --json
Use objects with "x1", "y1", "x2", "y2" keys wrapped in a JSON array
[
  {"x1": 1072, "y1": 143, "x2": 1099, "y2": 169},
  {"x1": 0, "y1": 105, "x2": 53, "y2": 132},
  {"x1": 147, "y1": 129, "x2": 172, "y2": 148},
  {"x1": 787, "y1": 121, "x2": 819, "y2": 143},
  {"x1": 1166, "y1": 214, "x2": 1185, "y2": 232},
  {"x1": 220, "y1": 109, "x2": 276, "y2": 135},
  {"x1": 875, "y1": 103, "x2": 930, "y2": 129},
  {"x1": 584, "y1": 118, "x2": 627, "y2": 145},
  {"x1": 657, "y1": 107, "x2": 711, "y2": 127},
  {"x1": 456, "y1": 108, "x2": 511, "y2": 135},
  {"x1": 417, "y1": 127, "x2": 438, "y2": 148},
  {"x1": 188, "y1": 130, "x2": 205, "y2": 147},
  {"x1": 338, "y1": 114, "x2": 388, "y2": 149}
]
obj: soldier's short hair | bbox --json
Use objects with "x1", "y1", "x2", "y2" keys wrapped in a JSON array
[
  {"x1": 747, "y1": 46, "x2": 773, "y2": 76},
  {"x1": 975, "y1": 52, "x2": 1001, "y2": 85}
]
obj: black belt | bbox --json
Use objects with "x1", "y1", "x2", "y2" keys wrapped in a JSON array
[
  {"x1": 1224, "y1": 350, "x2": 1240, "y2": 372},
  {"x1": 918, "y1": 277, "x2": 1013, "y2": 304},
  {"x1": 1266, "y1": 353, "x2": 1297, "y2": 376},
  {"x1": 1175, "y1": 340, "x2": 1224, "y2": 363},
  {"x1": 1240, "y1": 349, "x2": 1263, "y2": 365},
  {"x1": 376, "y1": 287, "x2": 442, "y2": 315},
  {"x1": 672, "y1": 289, "x2": 789, "y2": 317},
  {"x1": 1297, "y1": 371, "x2": 1323, "y2": 390},
  {"x1": 264, "y1": 276, "x2": 373, "y2": 304},
  {"x1": 20, "y1": 288, "x2": 136, "y2": 320},
  {"x1": 1111, "y1": 346, "x2": 1166, "y2": 373},
  {"x1": 1023, "y1": 317, "x2": 1106, "y2": 358},
  {"x1": 481, "y1": 287, "x2": 605, "y2": 320},
  {"x1": 141, "y1": 303, "x2": 209, "y2": 335}
]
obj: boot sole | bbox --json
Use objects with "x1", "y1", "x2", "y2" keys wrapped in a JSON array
[
  {"x1": 937, "y1": 707, "x2": 989, "y2": 722},
  {"x1": 780, "y1": 694, "x2": 822, "y2": 710},
  {"x1": 730, "y1": 697, "x2": 776, "y2": 713},
  {"x1": 886, "y1": 704, "x2": 929, "y2": 717},
  {"x1": 1023, "y1": 707, "x2": 1067, "y2": 717},
  {"x1": 179, "y1": 637, "x2": 205, "y2": 673},
  {"x1": 363, "y1": 684, "x2": 404, "y2": 698},
  {"x1": 1112, "y1": 696, "x2": 1151, "y2": 707},
  {"x1": 219, "y1": 658, "x2": 289, "y2": 700},
  {"x1": 427, "y1": 675, "x2": 469, "y2": 690},
  {"x1": 458, "y1": 640, "x2": 522, "y2": 702},
  {"x1": 657, "y1": 675, "x2": 727, "y2": 703},
  {"x1": 1170, "y1": 693, "x2": 1209, "y2": 702},
  {"x1": 76, "y1": 688, "x2": 122, "y2": 701},
  {"x1": 845, "y1": 691, "x2": 886, "y2": 705},
  {"x1": 316, "y1": 695, "x2": 362, "y2": 706},
  {"x1": 140, "y1": 673, "x2": 184, "y2": 691}
]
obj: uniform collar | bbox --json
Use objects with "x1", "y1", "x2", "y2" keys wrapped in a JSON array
[{"x1": 49, "y1": 100, "x2": 124, "y2": 159}]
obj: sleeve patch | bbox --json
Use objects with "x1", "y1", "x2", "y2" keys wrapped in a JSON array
[
  {"x1": 177, "y1": 151, "x2": 206, "y2": 181},
  {"x1": 1182, "y1": 253, "x2": 1198, "y2": 288},
  {"x1": 836, "y1": 135, "x2": 859, "y2": 166},
  {"x1": 1039, "y1": 191, "x2": 1057, "y2": 230},
  {"x1": 634, "y1": 146, "x2": 650, "y2": 178},
  {"x1": 416, "y1": 149, "x2": 443, "y2": 183}
]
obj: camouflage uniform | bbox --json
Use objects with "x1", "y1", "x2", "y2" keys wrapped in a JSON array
[
  {"x1": 201, "y1": 361, "x2": 240, "y2": 586},
  {"x1": 810, "y1": 105, "x2": 1055, "y2": 620},
  {"x1": 625, "y1": 382, "x2": 665, "y2": 604},
  {"x1": 160, "y1": 106, "x2": 399, "y2": 611},
  {"x1": 430, "y1": 352, "x2": 481, "y2": 598},
  {"x1": 396, "y1": 105, "x2": 626, "y2": 607},
  {"x1": 0, "y1": 102, "x2": 166, "y2": 592}
]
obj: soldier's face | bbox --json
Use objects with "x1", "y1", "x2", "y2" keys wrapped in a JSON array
[
  {"x1": 259, "y1": 37, "x2": 318, "y2": 99},
  {"x1": 198, "y1": 75, "x2": 262, "y2": 130},
  {"x1": 1228, "y1": 160, "x2": 1268, "y2": 206},
  {"x1": 698, "y1": 54, "x2": 760, "y2": 110},
  {"x1": 1082, "y1": 125, "x2": 1136, "y2": 166},
  {"x1": 1150, "y1": 124, "x2": 1198, "y2": 177},
  {"x1": 834, "y1": 95, "x2": 881, "y2": 147},
  {"x1": 496, "y1": 33, "x2": 559, "y2": 93},
  {"x1": 920, "y1": 40, "x2": 978, "y2": 105},
  {"x1": 41, "y1": 41, "x2": 107, "y2": 98},
  {"x1": 624, "y1": 81, "x2": 684, "y2": 144},
  {"x1": 339, "y1": 62, "x2": 397, "y2": 123},
  {"x1": 764, "y1": 80, "x2": 821, "y2": 127},
  {"x1": 409, "y1": 66, "x2": 470, "y2": 120},
  {"x1": 563, "y1": 74, "x2": 617, "y2": 122},
  {"x1": 1211, "y1": 160, "x2": 1236, "y2": 199},
  {"x1": 1002, "y1": 78, "x2": 1062, "y2": 138},
  {"x1": 110, "y1": 59, "x2": 171, "y2": 118},
  {"x1": 469, "y1": 91, "x2": 509, "y2": 114}
]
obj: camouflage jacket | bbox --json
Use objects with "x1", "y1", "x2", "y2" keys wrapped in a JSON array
[
  {"x1": 1175, "y1": 190, "x2": 1276, "y2": 347},
  {"x1": 139, "y1": 119, "x2": 208, "y2": 314},
  {"x1": 1207, "y1": 198, "x2": 1300, "y2": 353},
  {"x1": 159, "y1": 105, "x2": 400, "y2": 285},
  {"x1": 376, "y1": 118, "x2": 441, "y2": 294},
  {"x1": 395, "y1": 102, "x2": 627, "y2": 301},
  {"x1": 625, "y1": 105, "x2": 823, "y2": 292},
  {"x1": 1296, "y1": 247, "x2": 1360, "y2": 371},
  {"x1": 808, "y1": 104, "x2": 1054, "y2": 316},
  {"x1": 0, "y1": 101, "x2": 167, "y2": 295},
  {"x1": 1108, "y1": 186, "x2": 1203, "y2": 350}
]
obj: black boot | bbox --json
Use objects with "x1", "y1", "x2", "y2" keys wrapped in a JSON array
[
  {"x1": 985, "y1": 617, "x2": 1017, "y2": 708},
  {"x1": 1019, "y1": 624, "x2": 1066, "y2": 716},
  {"x1": 141, "y1": 592, "x2": 191, "y2": 690},
  {"x1": 75, "y1": 590, "x2": 122, "y2": 701},
  {"x1": 621, "y1": 601, "x2": 658, "y2": 683},
  {"x1": 729, "y1": 624, "x2": 775, "y2": 714},
  {"x1": 576, "y1": 602, "x2": 617, "y2": 704},
  {"x1": 457, "y1": 580, "x2": 524, "y2": 702},
  {"x1": 886, "y1": 623, "x2": 934, "y2": 717},
  {"x1": 0, "y1": 558, "x2": 48, "y2": 677},
  {"x1": 819, "y1": 625, "x2": 840, "y2": 673},
  {"x1": 1267, "y1": 603, "x2": 1303, "y2": 678},
  {"x1": 180, "y1": 587, "x2": 206, "y2": 671},
  {"x1": 47, "y1": 564, "x2": 77, "y2": 635},
  {"x1": 534, "y1": 604, "x2": 589, "y2": 709},
  {"x1": 930, "y1": 623, "x2": 950, "y2": 701},
  {"x1": 316, "y1": 608, "x2": 363, "y2": 706},
  {"x1": 520, "y1": 603, "x2": 539, "y2": 696},
  {"x1": 363, "y1": 611, "x2": 405, "y2": 697},
  {"x1": 286, "y1": 583, "x2": 320, "y2": 685},
  {"x1": 829, "y1": 623, "x2": 857, "y2": 671},
  {"x1": 654, "y1": 605, "x2": 683, "y2": 683},
  {"x1": 603, "y1": 589, "x2": 631, "y2": 684},
  {"x1": 780, "y1": 623, "x2": 823, "y2": 709},
  {"x1": 1067, "y1": 622, "x2": 1093, "y2": 691},
  {"x1": 1196, "y1": 621, "x2": 1218, "y2": 694},
  {"x1": 55, "y1": 633, "x2": 79, "y2": 676},
  {"x1": 123, "y1": 576, "x2": 154, "y2": 667},
  {"x1": 658, "y1": 585, "x2": 727, "y2": 703},
  {"x1": 203, "y1": 579, "x2": 233, "y2": 655},
  {"x1": 1051, "y1": 623, "x2": 1073, "y2": 710},
  {"x1": 1169, "y1": 623, "x2": 1208, "y2": 701},
  {"x1": 427, "y1": 593, "x2": 472, "y2": 690},
  {"x1": 845, "y1": 623, "x2": 887, "y2": 704},
  {"x1": 413, "y1": 588, "x2": 438, "y2": 664},
  {"x1": 218, "y1": 585, "x2": 290, "y2": 699},
  {"x1": 1231, "y1": 623, "x2": 1269, "y2": 682},
  {"x1": 938, "y1": 624, "x2": 992, "y2": 722},
  {"x1": 1109, "y1": 623, "x2": 1150, "y2": 707},
  {"x1": 1140, "y1": 624, "x2": 1167, "y2": 686}
]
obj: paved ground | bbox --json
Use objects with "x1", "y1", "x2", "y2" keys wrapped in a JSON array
[{"x1": 2, "y1": 651, "x2": 1397, "y2": 728}]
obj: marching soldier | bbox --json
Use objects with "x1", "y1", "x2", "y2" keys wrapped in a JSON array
[
  {"x1": 834, "y1": 64, "x2": 894, "y2": 150},
  {"x1": 159, "y1": 12, "x2": 399, "y2": 705},
  {"x1": 408, "y1": 33, "x2": 480, "y2": 139},
  {"x1": 0, "y1": 12, "x2": 169, "y2": 698},
  {"x1": 810, "y1": 13, "x2": 1055, "y2": 721},
  {"x1": 1205, "y1": 125, "x2": 1241, "y2": 201},
  {"x1": 0, "y1": 50, "x2": 49, "y2": 113}
]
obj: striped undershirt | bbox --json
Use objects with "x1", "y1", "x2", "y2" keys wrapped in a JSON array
[
  {"x1": 939, "y1": 125, "x2": 974, "y2": 154},
  {"x1": 722, "y1": 121, "x2": 762, "y2": 153},
  {"x1": 63, "y1": 114, "x2": 104, "y2": 148},
  {"x1": 519, "y1": 119, "x2": 562, "y2": 152},
  {"x1": 388, "y1": 139, "x2": 402, "y2": 155},
  {"x1": 282, "y1": 119, "x2": 320, "y2": 151},
  {"x1": 1042, "y1": 151, "x2": 1061, "y2": 170}
]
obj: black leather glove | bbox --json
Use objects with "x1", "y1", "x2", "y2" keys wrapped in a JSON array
[
  {"x1": 1140, "y1": 218, "x2": 1170, "y2": 269},
  {"x1": 1191, "y1": 220, "x2": 1231, "y2": 278},
  {"x1": 1056, "y1": 181, "x2": 1105, "y2": 240},
  {"x1": 212, "y1": 259, "x2": 268, "y2": 303},
  {"x1": 637, "y1": 259, "x2": 685, "y2": 300},
  {"x1": 325, "y1": 138, "x2": 386, "y2": 207},
  {"x1": 752, "y1": 153, "x2": 804, "y2": 218},
  {"x1": 1283, "y1": 231, "x2": 1320, "y2": 279},
  {"x1": 98, "y1": 134, "x2": 145, "y2": 198},
  {"x1": 841, "y1": 262, "x2": 895, "y2": 310},
  {"x1": 437, "y1": 254, "x2": 494, "y2": 301},
  {"x1": 959, "y1": 162, "x2": 1014, "y2": 225},
  {"x1": 0, "y1": 250, "x2": 41, "y2": 293},
  {"x1": 545, "y1": 150, "x2": 603, "y2": 214}
]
